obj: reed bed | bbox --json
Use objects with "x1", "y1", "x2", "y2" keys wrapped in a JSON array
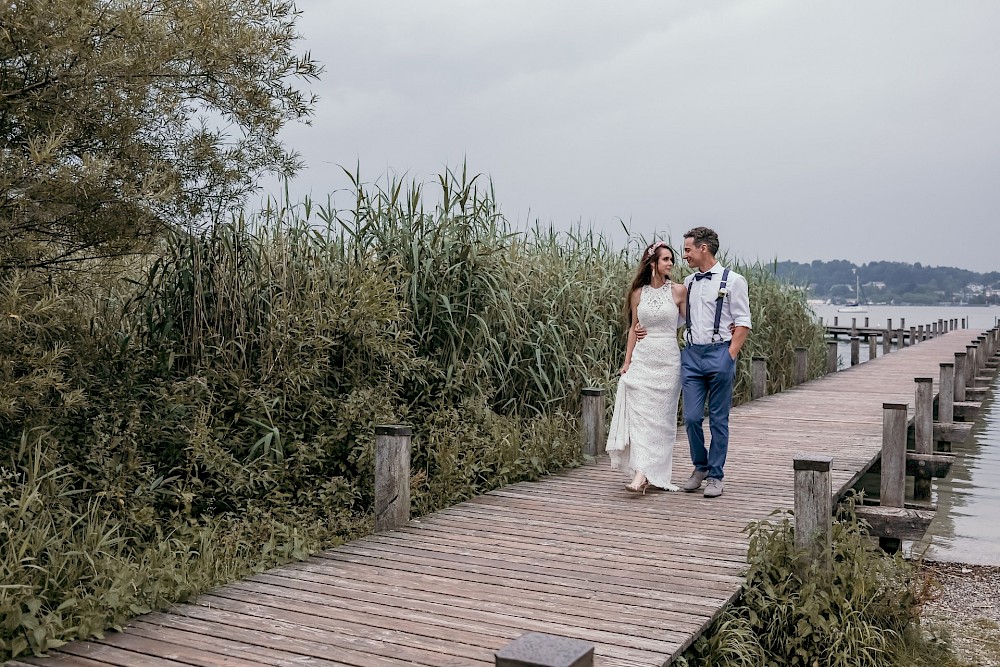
[{"x1": 0, "y1": 168, "x2": 825, "y2": 658}]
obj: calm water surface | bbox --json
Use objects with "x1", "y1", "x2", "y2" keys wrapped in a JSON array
[
  {"x1": 910, "y1": 375, "x2": 1000, "y2": 565},
  {"x1": 810, "y1": 306, "x2": 1000, "y2": 565}
]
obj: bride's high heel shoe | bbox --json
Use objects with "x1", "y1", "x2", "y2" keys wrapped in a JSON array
[{"x1": 625, "y1": 476, "x2": 650, "y2": 494}]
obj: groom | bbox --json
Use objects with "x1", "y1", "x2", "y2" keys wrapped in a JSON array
[{"x1": 678, "y1": 227, "x2": 751, "y2": 498}]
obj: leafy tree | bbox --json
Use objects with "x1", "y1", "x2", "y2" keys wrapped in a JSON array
[{"x1": 0, "y1": 0, "x2": 320, "y2": 271}]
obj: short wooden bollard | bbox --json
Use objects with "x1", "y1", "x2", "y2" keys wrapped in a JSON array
[
  {"x1": 495, "y1": 633, "x2": 594, "y2": 667},
  {"x1": 966, "y1": 345, "x2": 977, "y2": 387},
  {"x1": 794, "y1": 454, "x2": 832, "y2": 573},
  {"x1": 909, "y1": 326, "x2": 917, "y2": 346},
  {"x1": 794, "y1": 347, "x2": 808, "y2": 385},
  {"x1": 751, "y1": 357, "x2": 767, "y2": 399},
  {"x1": 869, "y1": 336, "x2": 878, "y2": 361},
  {"x1": 897, "y1": 328, "x2": 905, "y2": 348},
  {"x1": 826, "y1": 341, "x2": 838, "y2": 374},
  {"x1": 375, "y1": 425, "x2": 412, "y2": 532},
  {"x1": 913, "y1": 378, "x2": 934, "y2": 501},
  {"x1": 900, "y1": 317, "x2": 906, "y2": 329},
  {"x1": 883, "y1": 329, "x2": 892, "y2": 355},
  {"x1": 887, "y1": 318, "x2": 893, "y2": 332},
  {"x1": 850, "y1": 336, "x2": 860, "y2": 366},
  {"x1": 880, "y1": 403, "x2": 908, "y2": 553},
  {"x1": 954, "y1": 352, "x2": 967, "y2": 402},
  {"x1": 581, "y1": 388, "x2": 606, "y2": 457},
  {"x1": 938, "y1": 363, "x2": 955, "y2": 453},
  {"x1": 918, "y1": 324, "x2": 924, "y2": 341}
]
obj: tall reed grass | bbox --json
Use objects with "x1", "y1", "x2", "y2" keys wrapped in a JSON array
[{"x1": 1, "y1": 167, "x2": 826, "y2": 658}]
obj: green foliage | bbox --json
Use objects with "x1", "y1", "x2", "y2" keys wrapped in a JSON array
[
  {"x1": 681, "y1": 500, "x2": 959, "y2": 667},
  {"x1": 0, "y1": 0, "x2": 320, "y2": 271},
  {"x1": 0, "y1": 167, "x2": 825, "y2": 659}
]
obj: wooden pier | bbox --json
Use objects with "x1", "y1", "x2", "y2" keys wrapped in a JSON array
[{"x1": 12, "y1": 327, "x2": 998, "y2": 667}]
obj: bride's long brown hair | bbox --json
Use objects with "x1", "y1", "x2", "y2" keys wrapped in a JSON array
[{"x1": 622, "y1": 241, "x2": 675, "y2": 326}]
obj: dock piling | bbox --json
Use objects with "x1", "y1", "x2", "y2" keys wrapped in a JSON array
[
  {"x1": 581, "y1": 388, "x2": 606, "y2": 457},
  {"x1": 375, "y1": 425, "x2": 412, "y2": 532}
]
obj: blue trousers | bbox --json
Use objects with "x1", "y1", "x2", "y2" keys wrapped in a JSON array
[{"x1": 681, "y1": 342, "x2": 736, "y2": 480}]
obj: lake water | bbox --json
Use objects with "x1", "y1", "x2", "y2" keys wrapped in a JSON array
[{"x1": 811, "y1": 305, "x2": 1000, "y2": 565}]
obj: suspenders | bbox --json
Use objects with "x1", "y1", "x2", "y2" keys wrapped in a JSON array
[{"x1": 685, "y1": 268, "x2": 731, "y2": 344}]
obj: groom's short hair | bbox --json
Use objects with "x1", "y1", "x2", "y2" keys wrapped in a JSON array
[{"x1": 684, "y1": 227, "x2": 719, "y2": 256}]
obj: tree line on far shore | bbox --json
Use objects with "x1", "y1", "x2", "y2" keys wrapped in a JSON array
[{"x1": 772, "y1": 259, "x2": 1000, "y2": 305}]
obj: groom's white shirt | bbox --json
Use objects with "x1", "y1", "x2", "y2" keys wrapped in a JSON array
[{"x1": 683, "y1": 262, "x2": 752, "y2": 345}]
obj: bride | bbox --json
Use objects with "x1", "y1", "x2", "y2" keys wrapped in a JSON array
[{"x1": 606, "y1": 241, "x2": 686, "y2": 493}]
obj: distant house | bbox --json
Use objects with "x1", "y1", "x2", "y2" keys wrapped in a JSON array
[{"x1": 866, "y1": 281, "x2": 886, "y2": 290}]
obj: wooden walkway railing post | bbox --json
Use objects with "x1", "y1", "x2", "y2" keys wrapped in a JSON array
[
  {"x1": 954, "y1": 352, "x2": 967, "y2": 402},
  {"x1": 751, "y1": 357, "x2": 767, "y2": 399},
  {"x1": 913, "y1": 378, "x2": 934, "y2": 501},
  {"x1": 793, "y1": 454, "x2": 832, "y2": 574},
  {"x1": 966, "y1": 344, "x2": 977, "y2": 388},
  {"x1": 850, "y1": 337, "x2": 860, "y2": 366},
  {"x1": 938, "y1": 362, "x2": 955, "y2": 453},
  {"x1": 826, "y1": 341, "x2": 838, "y2": 374},
  {"x1": 375, "y1": 425, "x2": 412, "y2": 532},
  {"x1": 495, "y1": 633, "x2": 594, "y2": 667},
  {"x1": 581, "y1": 388, "x2": 606, "y2": 457},
  {"x1": 869, "y1": 336, "x2": 877, "y2": 361},
  {"x1": 879, "y1": 403, "x2": 908, "y2": 553},
  {"x1": 794, "y1": 347, "x2": 808, "y2": 385}
]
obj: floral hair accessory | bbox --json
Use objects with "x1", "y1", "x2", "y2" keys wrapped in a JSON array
[{"x1": 644, "y1": 240, "x2": 668, "y2": 259}]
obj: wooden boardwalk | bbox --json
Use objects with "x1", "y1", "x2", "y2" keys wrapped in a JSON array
[{"x1": 12, "y1": 331, "x2": 988, "y2": 667}]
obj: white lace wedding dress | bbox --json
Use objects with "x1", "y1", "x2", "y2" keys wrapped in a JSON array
[{"x1": 606, "y1": 283, "x2": 682, "y2": 490}]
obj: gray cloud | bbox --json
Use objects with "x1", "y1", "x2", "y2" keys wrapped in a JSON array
[{"x1": 268, "y1": 0, "x2": 1000, "y2": 272}]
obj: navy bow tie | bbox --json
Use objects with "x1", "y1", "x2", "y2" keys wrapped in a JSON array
[{"x1": 694, "y1": 271, "x2": 713, "y2": 281}]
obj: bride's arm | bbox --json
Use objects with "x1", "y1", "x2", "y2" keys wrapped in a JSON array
[
  {"x1": 673, "y1": 283, "x2": 687, "y2": 328},
  {"x1": 619, "y1": 289, "x2": 641, "y2": 374}
]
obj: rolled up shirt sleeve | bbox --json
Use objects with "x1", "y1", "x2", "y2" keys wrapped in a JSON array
[{"x1": 729, "y1": 274, "x2": 752, "y2": 330}]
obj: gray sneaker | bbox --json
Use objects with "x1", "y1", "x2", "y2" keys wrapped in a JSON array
[
  {"x1": 704, "y1": 478, "x2": 724, "y2": 498},
  {"x1": 682, "y1": 469, "x2": 709, "y2": 492}
]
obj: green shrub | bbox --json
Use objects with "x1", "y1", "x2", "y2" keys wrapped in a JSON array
[{"x1": 679, "y1": 499, "x2": 953, "y2": 667}]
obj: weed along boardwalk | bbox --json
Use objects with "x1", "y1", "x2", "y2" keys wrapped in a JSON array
[{"x1": 14, "y1": 326, "x2": 998, "y2": 667}]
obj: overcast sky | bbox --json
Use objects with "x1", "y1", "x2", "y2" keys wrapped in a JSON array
[{"x1": 265, "y1": 1, "x2": 1000, "y2": 273}]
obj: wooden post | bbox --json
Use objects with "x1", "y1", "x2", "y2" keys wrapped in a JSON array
[
  {"x1": 581, "y1": 388, "x2": 606, "y2": 457},
  {"x1": 794, "y1": 347, "x2": 809, "y2": 385},
  {"x1": 794, "y1": 454, "x2": 833, "y2": 573},
  {"x1": 864, "y1": 317, "x2": 870, "y2": 328},
  {"x1": 850, "y1": 336, "x2": 860, "y2": 366},
  {"x1": 834, "y1": 316, "x2": 839, "y2": 327},
  {"x1": 883, "y1": 329, "x2": 892, "y2": 355},
  {"x1": 880, "y1": 403, "x2": 908, "y2": 553},
  {"x1": 869, "y1": 336, "x2": 877, "y2": 361},
  {"x1": 897, "y1": 328, "x2": 905, "y2": 348},
  {"x1": 918, "y1": 324, "x2": 924, "y2": 341},
  {"x1": 826, "y1": 341, "x2": 838, "y2": 373},
  {"x1": 496, "y1": 633, "x2": 594, "y2": 667},
  {"x1": 900, "y1": 317, "x2": 906, "y2": 329},
  {"x1": 851, "y1": 318, "x2": 857, "y2": 336},
  {"x1": 375, "y1": 425, "x2": 411, "y2": 532},
  {"x1": 954, "y1": 352, "x2": 967, "y2": 402},
  {"x1": 751, "y1": 357, "x2": 767, "y2": 400},
  {"x1": 962, "y1": 317, "x2": 966, "y2": 329},
  {"x1": 887, "y1": 318, "x2": 893, "y2": 332},
  {"x1": 938, "y1": 362, "x2": 955, "y2": 453},
  {"x1": 913, "y1": 378, "x2": 934, "y2": 501},
  {"x1": 909, "y1": 326, "x2": 916, "y2": 346},
  {"x1": 966, "y1": 345, "x2": 977, "y2": 387}
]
